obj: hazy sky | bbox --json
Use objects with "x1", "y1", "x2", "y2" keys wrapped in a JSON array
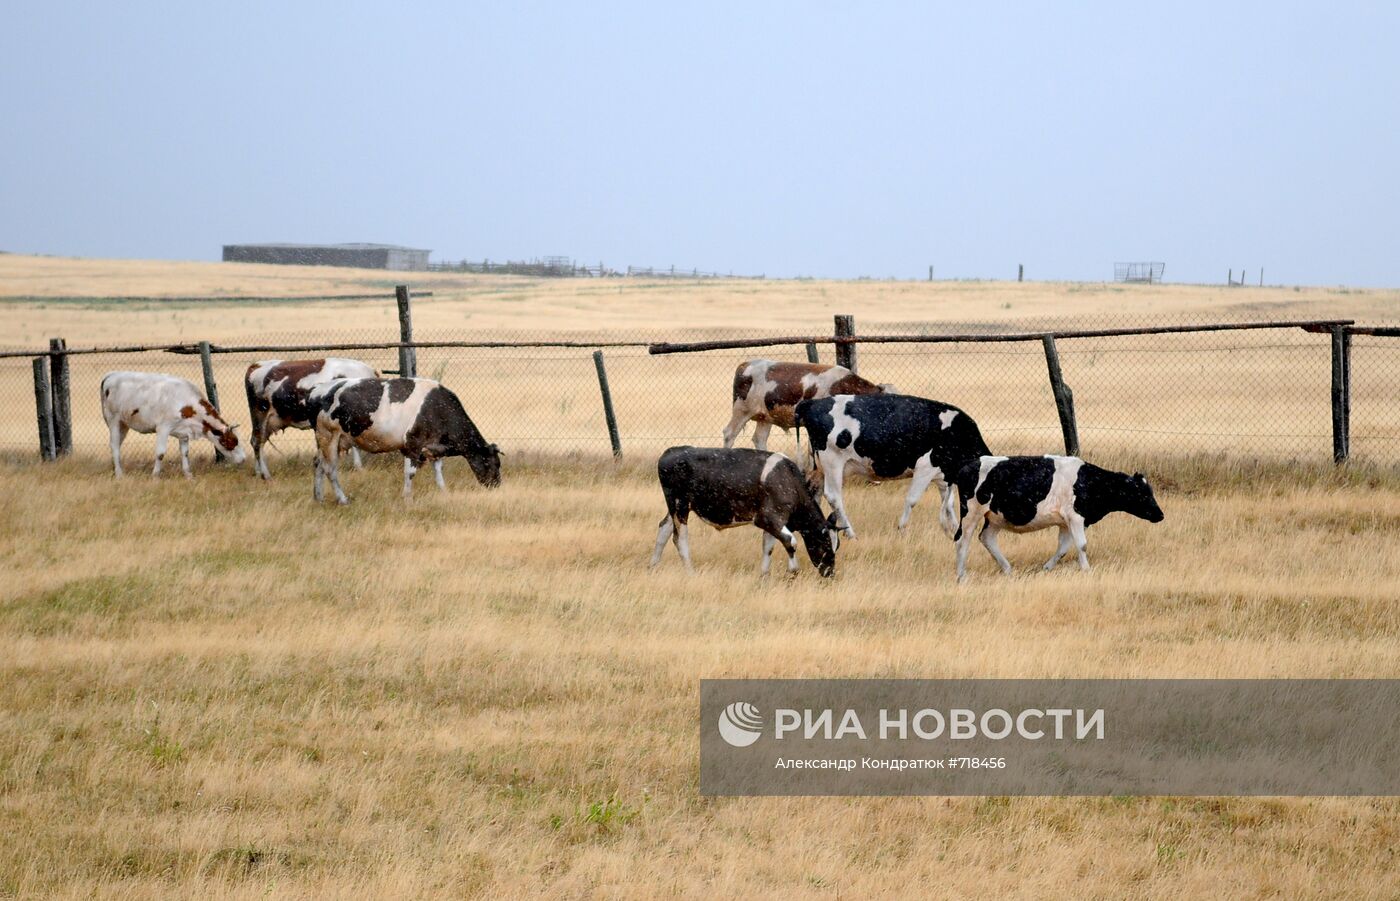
[{"x1": 3, "y1": 2, "x2": 1397, "y2": 285}]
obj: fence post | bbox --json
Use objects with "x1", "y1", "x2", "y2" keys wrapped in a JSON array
[
  {"x1": 592, "y1": 350, "x2": 622, "y2": 458},
  {"x1": 395, "y1": 285, "x2": 417, "y2": 378},
  {"x1": 48, "y1": 338, "x2": 72, "y2": 456},
  {"x1": 33, "y1": 357, "x2": 55, "y2": 461},
  {"x1": 1018, "y1": 264, "x2": 1024, "y2": 282},
  {"x1": 1331, "y1": 325, "x2": 1350, "y2": 463},
  {"x1": 805, "y1": 343, "x2": 819, "y2": 364},
  {"x1": 198, "y1": 340, "x2": 220, "y2": 409},
  {"x1": 834, "y1": 314, "x2": 857, "y2": 373},
  {"x1": 1041, "y1": 335, "x2": 1079, "y2": 456}
]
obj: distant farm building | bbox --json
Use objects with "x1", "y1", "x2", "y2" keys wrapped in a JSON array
[{"x1": 222, "y1": 243, "x2": 430, "y2": 271}]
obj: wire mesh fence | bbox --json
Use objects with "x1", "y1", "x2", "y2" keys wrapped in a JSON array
[{"x1": 2, "y1": 315, "x2": 1397, "y2": 474}]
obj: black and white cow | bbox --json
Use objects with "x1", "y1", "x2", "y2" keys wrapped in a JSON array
[
  {"x1": 308, "y1": 377, "x2": 501, "y2": 504},
  {"x1": 101, "y1": 371, "x2": 246, "y2": 478},
  {"x1": 947, "y1": 455, "x2": 1164, "y2": 581},
  {"x1": 652, "y1": 446, "x2": 842, "y2": 577},
  {"x1": 794, "y1": 393, "x2": 991, "y2": 538},
  {"x1": 244, "y1": 357, "x2": 378, "y2": 479}
]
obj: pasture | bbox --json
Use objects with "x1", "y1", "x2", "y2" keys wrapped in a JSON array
[{"x1": 2, "y1": 255, "x2": 1399, "y2": 897}]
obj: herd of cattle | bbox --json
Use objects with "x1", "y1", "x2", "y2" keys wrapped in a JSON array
[{"x1": 97, "y1": 356, "x2": 1163, "y2": 581}]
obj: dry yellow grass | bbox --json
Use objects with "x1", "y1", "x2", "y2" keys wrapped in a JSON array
[
  {"x1": 1, "y1": 453, "x2": 1398, "y2": 898},
  {"x1": 1, "y1": 256, "x2": 1398, "y2": 898}
]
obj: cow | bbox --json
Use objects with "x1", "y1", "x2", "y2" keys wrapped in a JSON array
[
  {"x1": 795, "y1": 393, "x2": 991, "y2": 539},
  {"x1": 100, "y1": 371, "x2": 247, "y2": 478},
  {"x1": 308, "y1": 376, "x2": 501, "y2": 504},
  {"x1": 244, "y1": 357, "x2": 378, "y2": 480},
  {"x1": 947, "y1": 455, "x2": 1165, "y2": 581},
  {"x1": 651, "y1": 446, "x2": 842, "y2": 577},
  {"x1": 723, "y1": 360, "x2": 893, "y2": 451}
]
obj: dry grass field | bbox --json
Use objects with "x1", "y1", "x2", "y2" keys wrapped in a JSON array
[{"x1": 1, "y1": 256, "x2": 1399, "y2": 898}]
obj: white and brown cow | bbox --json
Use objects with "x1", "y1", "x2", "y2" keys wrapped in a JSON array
[
  {"x1": 947, "y1": 455, "x2": 1165, "y2": 582},
  {"x1": 309, "y1": 377, "x2": 501, "y2": 504},
  {"x1": 722, "y1": 360, "x2": 893, "y2": 451},
  {"x1": 245, "y1": 357, "x2": 379, "y2": 479},
  {"x1": 101, "y1": 371, "x2": 246, "y2": 478}
]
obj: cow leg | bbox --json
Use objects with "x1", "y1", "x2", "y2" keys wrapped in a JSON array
[
  {"x1": 1069, "y1": 516, "x2": 1090, "y2": 571},
  {"x1": 327, "y1": 450, "x2": 349, "y2": 505},
  {"x1": 752, "y1": 420, "x2": 773, "y2": 452},
  {"x1": 1044, "y1": 527, "x2": 1073, "y2": 572},
  {"x1": 821, "y1": 458, "x2": 856, "y2": 538},
  {"x1": 673, "y1": 516, "x2": 693, "y2": 571},
  {"x1": 651, "y1": 515, "x2": 674, "y2": 567},
  {"x1": 433, "y1": 459, "x2": 446, "y2": 491},
  {"x1": 979, "y1": 523, "x2": 1013, "y2": 575},
  {"x1": 178, "y1": 436, "x2": 193, "y2": 479},
  {"x1": 898, "y1": 454, "x2": 938, "y2": 530},
  {"x1": 313, "y1": 455, "x2": 325, "y2": 502},
  {"x1": 251, "y1": 422, "x2": 269, "y2": 480},
  {"x1": 151, "y1": 423, "x2": 172, "y2": 477},
  {"x1": 955, "y1": 507, "x2": 983, "y2": 582},
  {"x1": 721, "y1": 403, "x2": 750, "y2": 448},
  {"x1": 402, "y1": 456, "x2": 418, "y2": 497},
  {"x1": 350, "y1": 446, "x2": 364, "y2": 470},
  {"x1": 315, "y1": 429, "x2": 348, "y2": 504},
  {"x1": 760, "y1": 532, "x2": 776, "y2": 576},
  {"x1": 108, "y1": 420, "x2": 128, "y2": 478}
]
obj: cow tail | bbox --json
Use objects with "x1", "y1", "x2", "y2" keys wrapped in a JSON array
[{"x1": 939, "y1": 481, "x2": 960, "y2": 538}]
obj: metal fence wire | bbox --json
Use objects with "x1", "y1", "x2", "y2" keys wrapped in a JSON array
[{"x1": 2, "y1": 315, "x2": 1397, "y2": 472}]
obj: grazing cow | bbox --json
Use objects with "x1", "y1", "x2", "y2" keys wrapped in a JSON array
[
  {"x1": 947, "y1": 455, "x2": 1164, "y2": 581},
  {"x1": 309, "y1": 377, "x2": 501, "y2": 504},
  {"x1": 100, "y1": 371, "x2": 246, "y2": 478},
  {"x1": 795, "y1": 393, "x2": 990, "y2": 539},
  {"x1": 723, "y1": 360, "x2": 893, "y2": 451},
  {"x1": 652, "y1": 446, "x2": 842, "y2": 577},
  {"x1": 244, "y1": 357, "x2": 378, "y2": 479}
]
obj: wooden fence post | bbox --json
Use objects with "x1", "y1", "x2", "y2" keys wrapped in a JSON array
[
  {"x1": 48, "y1": 338, "x2": 72, "y2": 456},
  {"x1": 396, "y1": 285, "x2": 417, "y2": 378},
  {"x1": 805, "y1": 343, "x2": 819, "y2": 364},
  {"x1": 1018, "y1": 264, "x2": 1024, "y2": 282},
  {"x1": 834, "y1": 314, "x2": 857, "y2": 373},
  {"x1": 1042, "y1": 335, "x2": 1079, "y2": 456},
  {"x1": 1331, "y1": 325, "x2": 1350, "y2": 462},
  {"x1": 592, "y1": 350, "x2": 622, "y2": 458},
  {"x1": 33, "y1": 357, "x2": 55, "y2": 461},
  {"x1": 928, "y1": 265, "x2": 933, "y2": 282},
  {"x1": 198, "y1": 340, "x2": 220, "y2": 409}
]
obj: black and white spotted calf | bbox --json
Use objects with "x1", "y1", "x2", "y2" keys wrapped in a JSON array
[
  {"x1": 794, "y1": 393, "x2": 991, "y2": 538},
  {"x1": 652, "y1": 446, "x2": 842, "y2": 577},
  {"x1": 245, "y1": 357, "x2": 378, "y2": 479},
  {"x1": 308, "y1": 377, "x2": 501, "y2": 504},
  {"x1": 947, "y1": 455, "x2": 1164, "y2": 581}
]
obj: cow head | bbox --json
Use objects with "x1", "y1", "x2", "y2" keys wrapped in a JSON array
[
  {"x1": 1123, "y1": 472, "x2": 1164, "y2": 523},
  {"x1": 466, "y1": 442, "x2": 503, "y2": 488},
  {"x1": 211, "y1": 422, "x2": 247, "y2": 465},
  {"x1": 799, "y1": 517, "x2": 839, "y2": 578}
]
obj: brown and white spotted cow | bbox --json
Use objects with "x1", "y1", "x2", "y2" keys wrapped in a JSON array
[
  {"x1": 308, "y1": 376, "x2": 501, "y2": 504},
  {"x1": 722, "y1": 360, "x2": 893, "y2": 451},
  {"x1": 245, "y1": 357, "x2": 379, "y2": 479},
  {"x1": 101, "y1": 371, "x2": 246, "y2": 478}
]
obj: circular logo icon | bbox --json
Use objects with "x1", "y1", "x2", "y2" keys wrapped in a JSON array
[{"x1": 718, "y1": 701, "x2": 763, "y2": 747}]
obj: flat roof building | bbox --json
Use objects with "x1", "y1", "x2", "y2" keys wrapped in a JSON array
[{"x1": 222, "y1": 243, "x2": 430, "y2": 271}]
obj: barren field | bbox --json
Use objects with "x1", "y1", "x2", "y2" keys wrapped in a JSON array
[{"x1": 1, "y1": 256, "x2": 1398, "y2": 898}]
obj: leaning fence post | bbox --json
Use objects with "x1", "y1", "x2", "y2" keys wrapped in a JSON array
[
  {"x1": 805, "y1": 342, "x2": 819, "y2": 364},
  {"x1": 198, "y1": 340, "x2": 220, "y2": 409},
  {"x1": 396, "y1": 285, "x2": 417, "y2": 378},
  {"x1": 48, "y1": 338, "x2": 72, "y2": 456},
  {"x1": 834, "y1": 314, "x2": 857, "y2": 373},
  {"x1": 592, "y1": 350, "x2": 622, "y2": 458},
  {"x1": 33, "y1": 357, "x2": 56, "y2": 461},
  {"x1": 1041, "y1": 335, "x2": 1079, "y2": 456},
  {"x1": 1331, "y1": 325, "x2": 1351, "y2": 463}
]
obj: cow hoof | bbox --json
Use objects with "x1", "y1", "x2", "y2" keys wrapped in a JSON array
[{"x1": 336, "y1": 498, "x2": 350, "y2": 506}]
